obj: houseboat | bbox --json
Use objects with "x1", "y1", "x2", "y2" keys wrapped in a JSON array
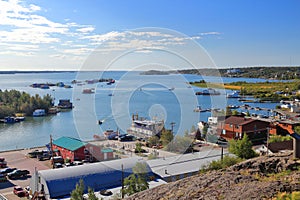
[
  {"x1": 0, "y1": 116, "x2": 23, "y2": 123},
  {"x1": 127, "y1": 114, "x2": 164, "y2": 139},
  {"x1": 48, "y1": 107, "x2": 60, "y2": 114},
  {"x1": 82, "y1": 88, "x2": 95, "y2": 94},
  {"x1": 195, "y1": 88, "x2": 220, "y2": 95},
  {"x1": 57, "y1": 99, "x2": 73, "y2": 109},
  {"x1": 33, "y1": 109, "x2": 46, "y2": 117}
]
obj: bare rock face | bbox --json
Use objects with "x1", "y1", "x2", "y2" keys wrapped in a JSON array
[{"x1": 127, "y1": 152, "x2": 300, "y2": 200}]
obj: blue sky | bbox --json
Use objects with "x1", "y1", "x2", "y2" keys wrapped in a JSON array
[{"x1": 0, "y1": 0, "x2": 299, "y2": 70}]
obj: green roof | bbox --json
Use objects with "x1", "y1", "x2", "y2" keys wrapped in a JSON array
[
  {"x1": 53, "y1": 137, "x2": 86, "y2": 151},
  {"x1": 101, "y1": 148, "x2": 114, "y2": 153}
]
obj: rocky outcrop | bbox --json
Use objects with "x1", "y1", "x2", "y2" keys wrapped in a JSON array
[{"x1": 127, "y1": 152, "x2": 300, "y2": 200}]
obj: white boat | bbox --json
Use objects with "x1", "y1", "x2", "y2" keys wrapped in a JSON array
[
  {"x1": 33, "y1": 109, "x2": 46, "y2": 117},
  {"x1": 227, "y1": 91, "x2": 240, "y2": 98},
  {"x1": 193, "y1": 106, "x2": 209, "y2": 112}
]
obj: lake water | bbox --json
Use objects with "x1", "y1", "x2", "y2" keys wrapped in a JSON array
[{"x1": 0, "y1": 71, "x2": 278, "y2": 151}]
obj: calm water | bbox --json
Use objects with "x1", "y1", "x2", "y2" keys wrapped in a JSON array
[{"x1": 0, "y1": 71, "x2": 278, "y2": 151}]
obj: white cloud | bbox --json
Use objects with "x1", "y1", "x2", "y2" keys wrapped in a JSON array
[
  {"x1": 199, "y1": 32, "x2": 221, "y2": 36},
  {"x1": 77, "y1": 26, "x2": 95, "y2": 33}
]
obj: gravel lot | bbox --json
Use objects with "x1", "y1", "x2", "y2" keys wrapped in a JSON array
[{"x1": 0, "y1": 148, "x2": 50, "y2": 200}]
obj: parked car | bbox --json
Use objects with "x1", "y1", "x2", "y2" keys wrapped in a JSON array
[
  {"x1": 54, "y1": 163, "x2": 63, "y2": 168},
  {"x1": 8, "y1": 169, "x2": 30, "y2": 179},
  {"x1": 51, "y1": 156, "x2": 64, "y2": 165},
  {"x1": 28, "y1": 150, "x2": 43, "y2": 158},
  {"x1": 37, "y1": 153, "x2": 51, "y2": 161},
  {"x1": 0, "y1": 174, "x2": 7, "y2": 182},
  {"x1": 0, "y1": 167, "x2": 17, "y2": 175},
  {"x1": 13, "y1": 186, "x2": 29, "y2": 197},
  {"x1": 119, "y1": 134, "x2": 135, "y2": 142},
  {"x1": 73, "y1": 161, "x2": 83, "y2": 166}
]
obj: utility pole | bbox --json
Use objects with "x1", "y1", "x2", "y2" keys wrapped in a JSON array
[
  {"x1": 170, "y1": 122, "x2": 175, "y2": 134},
  {"x1": 266, "y1": 127, "x2": 270, "y2": 157},
  {"x1": 221, "y1": 146, "x2": 224, "y2": 161},
  {"x1": 121, "y1": 164, "x2": 124, "y2": 198},
  {"x1": 50, "y1": 134, "x2": 54, "y2": 168}
]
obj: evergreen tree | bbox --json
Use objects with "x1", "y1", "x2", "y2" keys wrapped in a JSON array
[
  {"x1": 228, "y1": 134, "x2": 257, "y2": 159},
  {"x1": 122, "y1": 163, "x2": 149, "y2": 197},
  {"x1": 147, "y1": 135, "x2": 160, "y2": 147},
  {"x1": 87, "y1": 187, "x2": 98, "y2": 200},
  {"x1": 70, "y1": 179, "x2": 84, "y2": 200},
  {"x1": 160, "y1": 129, "x2": 173, "y2": 147}
]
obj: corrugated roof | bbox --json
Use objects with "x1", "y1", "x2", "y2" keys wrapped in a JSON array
[
  {"x1": 147, "y1": 149, "x2": 232, "y2": 178},
  {"x1": 53, "y1": 137, "x2": 86, "y2": 151},
  {"x1": 36, "y1": 157, "x2": 150, "y2": 198}
]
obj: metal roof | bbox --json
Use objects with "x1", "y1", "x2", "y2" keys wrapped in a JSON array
[
  {"x1": 52, "y1": 137, "x2": 86, "y2": 151},
  {"x1": 35, "y1": 157, "x2": 150, "y2": 198},
  {"x1": 101, "y1": 148, "x2": 114, "y2": 153},
  {"x1": 147, "y1": 148, "x2": 231, "y2": 178}
]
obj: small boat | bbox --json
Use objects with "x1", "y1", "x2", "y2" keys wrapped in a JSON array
[
  {"x1": 33, "y1": 109, "x2": 46, "y2": 117},
  {"x1": 227, "y1": 105, "x2": 239, "y2": 109},
  {"x1": 226, "y1": 91, "x2": 240, "y2": 98},
  {"x1": 106, "y1": 79, "x2": 115, "y2": 85},
  {"x1": 193, "y1": 106, "x2": 209, "y2": 112},
  {"x1": 82, "y1": 88, "x2": 95, "y2": 94}
]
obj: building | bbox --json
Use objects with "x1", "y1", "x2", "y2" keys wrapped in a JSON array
[
  {"x1": 254, "y1": 140, "x2": 293, "y2": 156},
  {"x1": 30, "y1": 157, "x2": 152, "y2": 199},
  {"x1": 147, "y1": 149, "x2": 230, "y2": 182},
  {"x1": 127, "y1": 114, "x2": 164, "y2": 139},
  {"x1": 52, "y1": 137, "x2": 113, "y2": 162},
  {"x1": 218, "y1": 116, "x2": 269, "y2": 144}
]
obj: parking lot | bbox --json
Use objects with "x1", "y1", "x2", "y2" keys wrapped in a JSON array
[{"x1": 0, "y1": 148, "x2": 51, "y2": 200}]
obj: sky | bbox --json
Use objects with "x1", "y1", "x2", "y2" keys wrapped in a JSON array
[{"x1": 0, "y1": 0, "x2": 300, "y2": 71}]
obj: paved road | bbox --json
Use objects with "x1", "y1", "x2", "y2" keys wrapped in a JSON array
[{"x1": 0, "y1": 148, "x2": 50, "y2": 200}]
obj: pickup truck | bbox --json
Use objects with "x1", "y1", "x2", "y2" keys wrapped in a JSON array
[{"x1": 7, "y1": 169, "x2": 30, "y2": 179}]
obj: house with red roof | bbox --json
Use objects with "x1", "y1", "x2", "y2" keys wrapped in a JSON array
[{"x1": 218, "y1": 116, "x2": 269, "y2": 144}]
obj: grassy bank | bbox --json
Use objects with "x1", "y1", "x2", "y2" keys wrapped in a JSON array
[{"x1": 191, "y1": 80, "x2": 300, "y2": 102}]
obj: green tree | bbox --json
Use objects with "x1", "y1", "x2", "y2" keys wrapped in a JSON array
[
  {"x1": 232, "y1": 110, "x2": 239, "y2": 116},
  {"x1": 122, "y1": 162, "x2": 149, "y2": 197},
  {"x1": 135, "y1": 143, "x2": 143, "y2": 154},
  {"x1": 160, "y1": 129, "x2": 173, "y2": 147},
  {"x1": 226, "y1": 106, "x2": 232, "y2": 116},
  {"x1": 147, "y1": 135, "x2": 160, "y2": 147},
  {"x1": 228, "y1": 134, "x2": 257, "y2": 159},
  {"x1": 70, "y1": 179, "x2": 84, "y2": 200},
  {"x1": 87, "y1": 187, "x2": 98, "y2": 200},
  {"x1": 202, "y1": 125, "x2": 208, "y2": 139},
  {"x1": 166, "y1": 135, "x2": 193, "y2": 153}
]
